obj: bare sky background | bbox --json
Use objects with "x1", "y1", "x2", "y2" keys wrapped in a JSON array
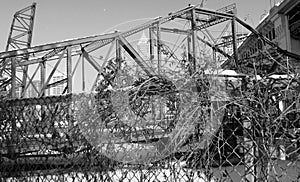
[{"x1": 0, "y1": 0, "x2": 279, "y2": 52}]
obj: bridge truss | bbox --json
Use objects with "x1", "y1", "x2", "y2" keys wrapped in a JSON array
[{"x1": 0, "y1": 3, "x2": 300, "y2": 181}]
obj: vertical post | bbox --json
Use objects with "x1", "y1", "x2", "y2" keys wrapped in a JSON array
[
  {"x1": 191, "y1": 9, "x2": 197, "y2": 73},
  {"x1": 149, "y1": 27, "x2": 154, "y2": 60},
  {"x1": 40, "y1": 62, "x2": 45, "y2": 96},
  {"x1": 156, "y1": 23, "x2": 161, "y2": 75},
  {"x1": 116, "y1": 38, "x2": 122, "y2": 78},
  {"x1": 11, "y1": 58, "x2": 16, "y2": 98},
  {"x1": 187, "y1": 35, "x2": 192, "y2": 75},
  {"x1": 21, "y1": 66, "x2": 28, "y2": 98},
  {"x1": 116, "y1": 38, "x2": 123, "y2": 80},
  {"x1": 231, "y1": 17, "x2": 239, "y2": 70},
  {"x1": 82, "y1": 55, "x2": 85, "y2": 92},
  {"x1": 67, "y1": 47, "x2": 72, "y2": 93},
  {"x1": 116, "y1": 38, "x2": 122, "y2": 61}
]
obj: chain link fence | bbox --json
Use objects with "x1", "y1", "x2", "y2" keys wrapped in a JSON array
[{"x1": 1, "y1": 54, "x2": 300, "y2": 181}]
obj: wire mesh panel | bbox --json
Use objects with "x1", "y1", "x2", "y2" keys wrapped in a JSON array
[{"x1": 1, "y1": 54, "x2": 300, "y2": 181}]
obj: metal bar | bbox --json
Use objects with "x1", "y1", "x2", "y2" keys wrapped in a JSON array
[
  {"x1": 82, "y1": 54, "x2": 85, "y2": 91},
  {"x1": 27, "y1": 2, "x2": 36, "y2": 48},
  {"x1": 5, "y1": 20, "x2": 16, "y2": 51},
  {"x1": 149, "y1": 27, "x2": 154, "y2": 60},
  {"x1": 40, "y1": 62, "x2": 45, "y2": 96},
  {"x1": 157, "y1": 27, "x2": 190, "y2": 34},
  {"x1": 10, "y1": 32, "x2": 28, "y2": 40},
  {"x1": 3, "y1": 69, "x2": 22, "y2": 84},
  {"x1": 187, "y1": 35, "x2": 192, "y2": 74},
  {"x1": 15, "y1": 14, "x2": 31, "y2": 20},
  {"x1": 196, "y1": 36, "x2": 231, "y2": 59},
  {"x1": 116, "y1": 38, "x2": 121, "y2": 61},
  {"x1": 10, "y1": 39, "x2": 28, "y2": 46},
  {"x1": 18, "y1": 58, "x2": 42, "y2": 66},
  {"x1": 71, "y1": 54, "x2": 82, "y2": 77},
  {"x1": 12, "y1": 25, "x2": 28, "y2": 31},
  {"x1": 22, "y1": 64, "x2": 40, "y2": 97},
  {"x1": 231, "y1": 17, "x2": 239, "y2": 70},
  {"x1": 11, "y1": 58, "x2": 16, "y2": 98},
  {"x1": 215, "y1": 36, "x2": 246, "y2": 47},
  {"x1": 118, "y1": 35, "x2": 155, "y2": 76},
  {"x1": 82, "y1": 50, "x2": 102, "y2": 72},
  {"x1": 157, "y1": 23, "x2": 161, "y2": 75},
  {"x1": 8, "y1": 42, "x2": 21, "y2": 50},
  {"x1": 194, "y1": 7, "x2": 235, "y2": 19},
  {"x1": 196, "y1": 18, "x2": 227, "y2": 30},
  {"x1": 67, "y1": 47, "x2": 72, "y2": 93},
  {"x1": 21, "y1": 65, "x2": 28, "y2": 97},
  {"x1": 18, "y1": 16, "x2": 31, "y2": 28},
  {"x1": 104, "y1": 40, "x2": 115, "y2": 64},
  {"x1": 15, "y1": 17, "x2": 29, "y2": 29},
  {"x1": 191, "y1": 9, "x2": 197, "y2": 72},
  {"x1": 46, "y1": 78, "x2": 67, "y2": 89},
  {"x1": 20, "y1": 70, "x2": 39, "y2": 98}
]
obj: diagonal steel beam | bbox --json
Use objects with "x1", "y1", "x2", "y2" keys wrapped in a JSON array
[
  {"x1": 21, "y1": 64, "x2": 40, "y2": 97},
  {"x1": 118, "y1": 35, "x2": 156, "y2": 76},
  {"x1": 46, "y1": 78, "x2": 67, "y2": 89},
  {"x1": 82, "y1": 49, "x2": 102, "y2": 72},
  {"x1": 71, "y1": 54, "x2": 82, "y2": 77},
  {"x1": 38, "y1": 50, "x2": 66, "y2": 96},
  {"x1": 90, "y1": 40, "x2": 116, "y2": 91},
  {"x1": 196, "y1": 36, "x2": 231, "y2": 59}
]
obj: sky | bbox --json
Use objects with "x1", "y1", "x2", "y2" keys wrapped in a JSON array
[{"x1": 0, "y1": 0, "x2": 277, "y2": 53}]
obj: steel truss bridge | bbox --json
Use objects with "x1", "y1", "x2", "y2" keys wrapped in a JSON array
[{"x1": 0, "y1": 3, "x2": 300, "y2": 181}]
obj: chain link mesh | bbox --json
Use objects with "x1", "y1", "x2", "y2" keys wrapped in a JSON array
[{"x1": 1, "y1": 50, "x2": 300, "y2": 181}]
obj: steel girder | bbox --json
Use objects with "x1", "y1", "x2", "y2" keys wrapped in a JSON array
[{"x1": 1, "y1": 4, "x2": 298, "y2": 99}]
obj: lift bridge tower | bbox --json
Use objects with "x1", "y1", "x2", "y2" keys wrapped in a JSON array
[{"x1": 0, "y1": 3, "x2": 36, "y2": 98}]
